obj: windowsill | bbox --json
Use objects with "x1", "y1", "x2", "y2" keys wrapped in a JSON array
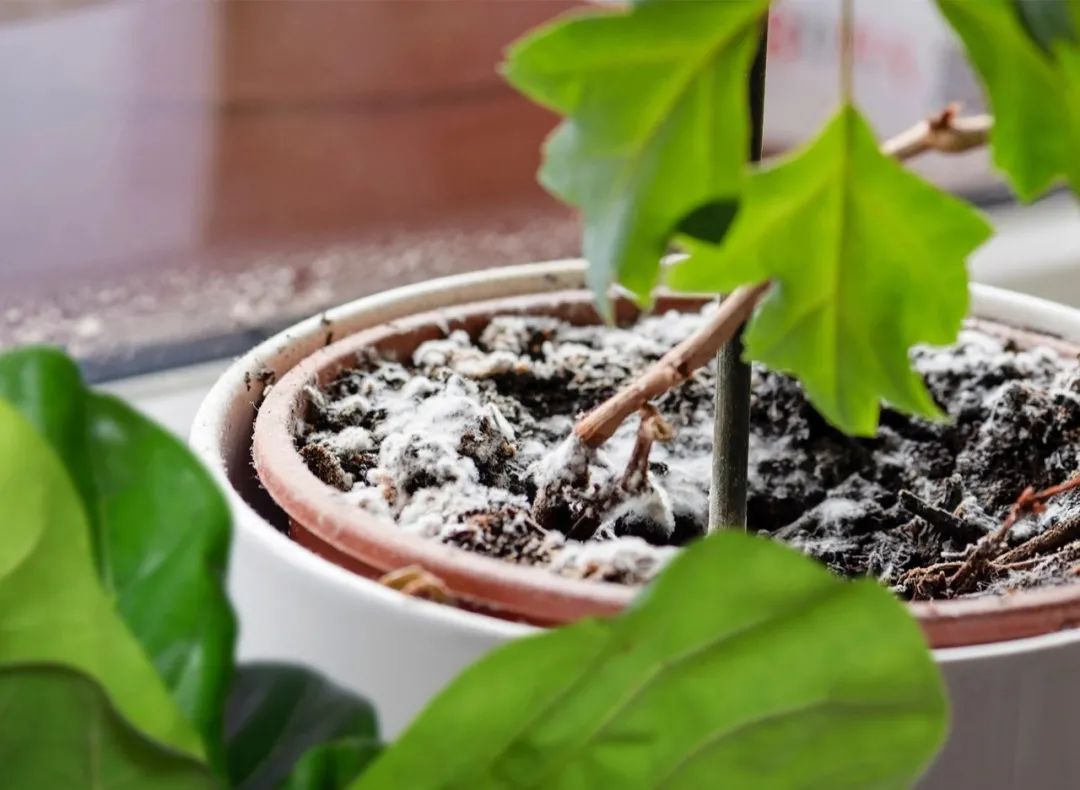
[{"x1": 102, "y1": 192, "x2": 1080, "y2": 442}]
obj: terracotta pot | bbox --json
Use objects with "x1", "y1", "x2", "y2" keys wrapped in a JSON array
[
  {"x1": 252, "y1": 290, "x2": 700, "y2": 626},
  {"x1": 192, "y1": 260, "x2": 1080, "y2": 787},
  {"x1": 252, "y1": 277, "x2": 1080, "y2": 649}
]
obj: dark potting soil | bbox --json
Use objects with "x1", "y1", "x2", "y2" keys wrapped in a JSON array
[{"x1": 293, "y1": 307, "x2": 1080, "y2": 600}]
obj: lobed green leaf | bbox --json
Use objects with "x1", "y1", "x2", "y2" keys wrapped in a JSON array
[
  {"x1": 0, "y1": 348, "x2": 236, "y2": 769},
  {"x1": 354, "y1": 530, "x2": 947, "y2": 789},
  {"x1": 938, "y1": 0, "x2": 1079, "y2": 200},
  {"x1": 503, "y1": 0, "x2": 768, "y2": 313},
  {"x1": 669, "y1": 105, "x2": 991, "y2": 436}
]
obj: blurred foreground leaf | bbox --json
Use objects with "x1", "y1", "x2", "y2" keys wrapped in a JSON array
[
  {"x1": 226, "y1": 663, "x2": 381, "y2": 790},
  {"x1": 356, "y1": 530, "x2": 947, "y2": 789},
  {"x1": 0, "y1": 348, "x2": 235, "y2": 768},
  {"x1": 0, "y1": 399, "x2": 203, "y2": 758}
]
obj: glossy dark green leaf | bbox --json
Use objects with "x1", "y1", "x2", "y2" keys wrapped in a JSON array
[
  {"x1": 0, "y1": 400, "x2": 203, "y2": 757},
  {"x1": 670, "y1": 105, "x2": 991, "y2": 436},
  {"x1": 0, "y1": 349, "x2": 100, "y2": 554},
  {"x1": 0, "y1": 347, "x2": 235, "y2": 768},
  {"x1": 503, "y1": 0, "x2": 768, "y2": 311},
  {"x1": 355, "y1": 531, "x2": 947, "y2": 789},
  {"x1": 226, "y1": 663, "x2": 380, "y2": 790},
  {"x1": 281, "y1": 739, "x2": 384, "y2": 790},
  {"x1": 0, "y1": 665, "x2": 218, "y2": 790}
]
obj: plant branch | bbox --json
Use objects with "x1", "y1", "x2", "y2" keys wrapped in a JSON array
[
  {"x1": 621, "y1": 404, "x2": 674, "y2": 492},
  {"x1": 575, "y1": 283, "x2": 769, "y2": 448},
  {"x1": 881, "y1": 105, "x2": 992, "y2": 160},
  {"x1": 572, "y1": 107, "x2": 994, "y2": 450}
]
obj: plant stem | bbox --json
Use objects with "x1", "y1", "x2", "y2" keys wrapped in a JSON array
[
  {"x1": 710, "y1": 340, "x2": 752, "y2": 529},
  {"x1": 840, "y1": 0, "x2": 855, "y2": 104},
  {"x1": 708, "y1": 26, "x2": 768, "y2": 532}
]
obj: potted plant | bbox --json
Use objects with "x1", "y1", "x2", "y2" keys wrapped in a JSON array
[
  {"x1": 4, "y1": 348, "x2": 951, "y2": 790},
  {"x1": 176, "y1": 0, "x2": 1080, "y2": 786}
]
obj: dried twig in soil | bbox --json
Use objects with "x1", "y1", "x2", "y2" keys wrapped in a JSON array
[
  {"x1": 949, "y1": 473, "x2": 1080, "y2": 594},
  {"x1": 898, "y1": 490, "x2": 985, "y2": 545},
  {"x1": 911, "y1": 569, "x2": 952, "y2": 601},
  {"x1": 904, "y1": 532, "x2": 1080, "y2": 600},
  {"x1": 568, "y1": 405, "x2": 674, "y2": 541},
  {"x1": 998, "y1": 541, "x2": 1080, "y2": 573},
  {"x1": 996, "y1": 514, "x2": 1080, "y2": 565},
  {"x1": 379, "y1": 565, "x2": 453, "y2": 604},
  {"x1": 899, "y1": 560, "x2": 963, "y2": 600},
  {"x1": 572, "y1": 107, "x2": 994, "y2": 451},
  {"x1": 620, "y1": 404, "x2": 675, "y2": 492},
  {"x1": 531, "y1": 436, "x2": 592, "y2": 532}
]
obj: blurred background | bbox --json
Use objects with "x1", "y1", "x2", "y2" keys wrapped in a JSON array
[{"x1": 1, "y1": 0, "x2": 1078, "y2": 406}]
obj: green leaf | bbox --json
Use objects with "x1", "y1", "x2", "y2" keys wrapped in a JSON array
[
  {"x1": 354, "y1": 531, "x2": 948, "y2": 789},
  {"x1": 0, "y1": 665, "x2": 218, "y2": 790},
  {"x1": 1058, "y1": 43, "x2": 1080, "y2": 194},
  {"x1": 669, "y1": 105, "x2": 991, "y2": 436},
  {"x1": 503, "y1": 0, "x2": 769, "y2": 311},
  {"x1": 938, "y1": 0, "x2": 1073, "y2": 199},
  {"x1": 281, "y1": 739, "x2": 384, "y2": 790},
  {"x1": 676, "y1": 198, "x2": 740, "y2": 245},
  {"x1": 0, "y1": 347, "x2": 235, "y2": 768},
  {"x1": 225, "y1": 663, "x2": 380, "y2": 790},
  {"x1": 0, "y1": 399, "x2": 204, "y2": 758},
  {"x1": 1012, "y1": 0, "x2": 1079, "y2": 51}
]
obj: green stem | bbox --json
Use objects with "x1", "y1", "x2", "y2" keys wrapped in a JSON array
[
  {"x1": 709, "y1": 24, "x2": 768, "y2": 532},
  {"x1": 840, "y1": 0, "x2": 854, "y2": 104}
]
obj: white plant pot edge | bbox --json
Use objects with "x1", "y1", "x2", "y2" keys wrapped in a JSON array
[{"x1": 191, "y1": 259, "x2": 1080, "y2": 787}]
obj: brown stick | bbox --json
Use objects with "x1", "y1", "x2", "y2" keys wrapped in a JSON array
[
  {"x1": 572, "y1": 107, "x2": 995, "y2": 450},
  {"x1": 996, "y1": 514, "x2": 1080, "y2": 565},
  {"x1": 901, "y1": 560, "x2": 964, "y2": 581},
  {"x1": 881, "y1": 105, "x2": 992, "y2": 160},
  {"x1": 997, "y1": 542, "x2": 1080, "y2": 572},
  {"x1": 575, "y1": 282, "x2": 769, "y2": 448},
  {"x1": 567, "y1": 406, "x2": 675, "y2": 542},
  {"x1": 949, "y1": 473, "x2": 1080, "y2": 593},
  {"x1": 620, "y1": 404, "x2": 674, "y2": 492},
  {"x1": 898, "y1": 489, "x2": 985, "y2": 544}
]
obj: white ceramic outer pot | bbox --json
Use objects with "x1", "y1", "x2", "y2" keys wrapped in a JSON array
[{"x1": 192, "y1": 260, "x2": 1080, "y2": 788}]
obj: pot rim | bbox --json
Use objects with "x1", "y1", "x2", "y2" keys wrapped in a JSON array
[
  {"x1": 192, "y1": 258, "x2": 1080, "y2": 656},
  {"x1": 253, "y1": 290, "x2": 703, "y2": 626}
]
